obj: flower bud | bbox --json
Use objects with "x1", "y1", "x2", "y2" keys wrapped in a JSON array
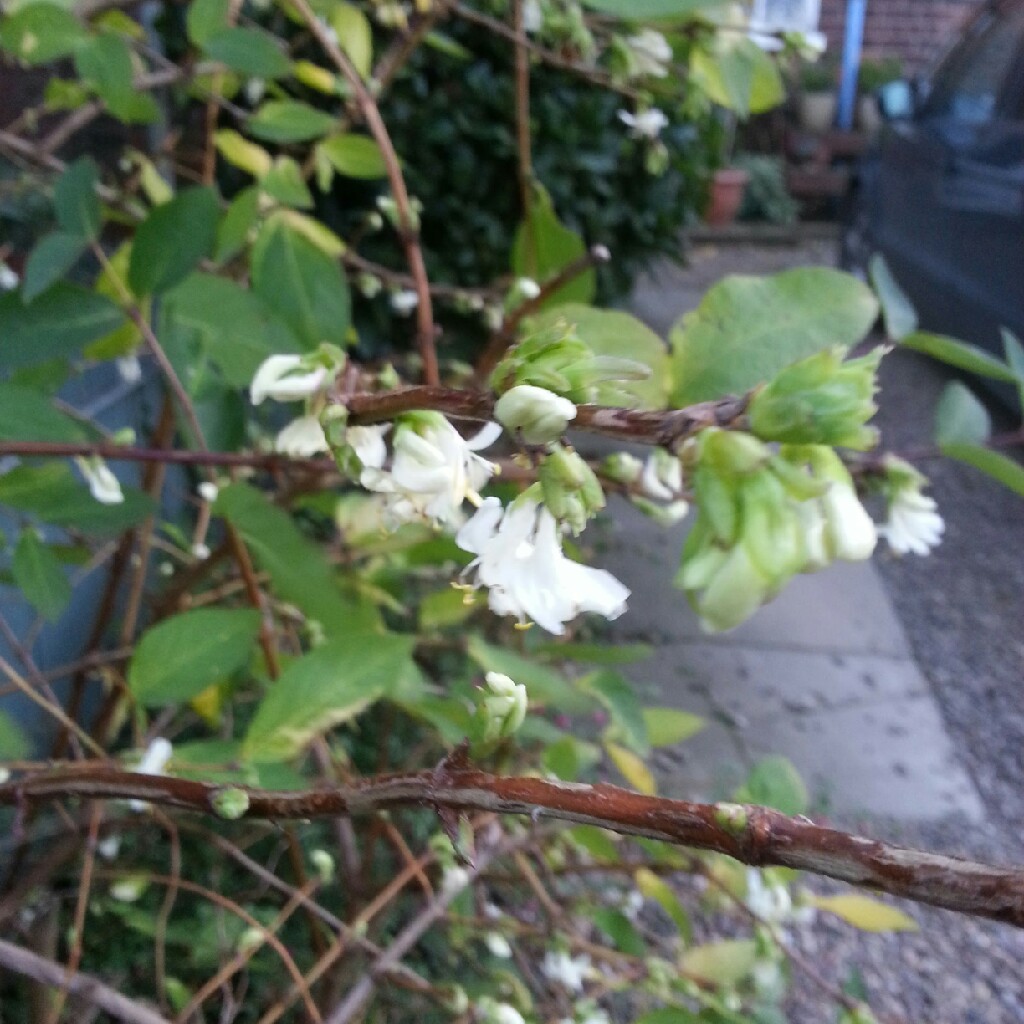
[
  {"x1": 310, "y1": 849, "x2": 335, "y2": 883},
  {"x1": 539, "y1": 445, "x2": 605, "y2": 534},
  {"x1": 75, "y1": 456, "x2": 124, "y2": 505},
  {"x1": 211, "y1": 787, "x2": 250, "y2": 820},
  {"x1": 319, "y1": 404, "x2": 349, "y2": 449},
  {"x1": 601, "y1": 451, "x2": 643, "y2": 485},
  {"x1": 495, "y1": 384, "x2": 576, "y2": 445},
  {"x1": 479, "y1": 671, "x2": 528, "y2": 742}
]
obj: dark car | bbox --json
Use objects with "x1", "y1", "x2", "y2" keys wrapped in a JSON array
[{"x1": 840, "y1": 0, "x2": 1024, "y2": 355}]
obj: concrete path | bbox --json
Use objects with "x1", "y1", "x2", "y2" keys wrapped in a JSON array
[{"x1": 595, "y1": 242, "x2": 986, "y2": 823}]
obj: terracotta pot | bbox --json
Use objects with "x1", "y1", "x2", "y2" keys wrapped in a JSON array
[{"x1": 704, "y1": 167, "x2": 750, "y2": 226}]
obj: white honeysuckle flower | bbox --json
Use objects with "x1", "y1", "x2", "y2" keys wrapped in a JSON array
[
  {"x1": 618, "y1": 108, "x2": 669, "y2": 140},
  {"x1": 97, "y1": 835, "x2": 121, "y2": 860},
  {"x1": 495, "y1": 384, "x2": 577, "y2": 445},
  {"x1": 514, "y1": 276, "x2": 541, "y2": 301},
  {"x1": 390, "y1": 289, "x2": 419, "y2": 315},
  {"x1": 191, "y1": 542, "x2": 211, "y2": 560},
  {"x1": 479, "y1": 1001, "x2": 526, "y2": 1024},
  {"x1": 795, "y1": 498, "x2": 829, "y2": 571},
  {"x1": 75, "y1": 456, "x2": 124, "y2": 505},
  {"x1": 116, "y1": 354, "x2": 142, "y2": 384},
  {"x1": 441, "y1": 865, "x2": 471, "y2": 895},
  {"x1": 640, "y1": 448, "x2": 682, "y2": 501},
  {"x1": 250, "y1": 355, "x2": 328, "y2": 405},
  {"x1": 880, "y1": 489, "x2": 944, "y2": 556},
  {"x1": 0, "y1": 262, "x2": 19, "y2": 290},
  {"x1": 522, "y1": 0, "x2": 542, "y2": 33},
  {"x1": 110, "y1": 877, "x2": 148, "y2": 902},
  {"x1": 485, "y1": 931, "x2": 513, "y2": 958},
  {"x1": 276, "y1": 414, "x2": 330, "y2": 457},
  {"x1": 457, "y1": 496, "x2": 629, "y2": 635},
  {"x1": 129, "y1": 737, "x2": 173, "y2": 811},
  {"x1": 197, "y1": 481, "x2": 220, "y2": 503},
  {"x1": 347, "y1": 424, "x2": 390, "y2": 477},
  {"x1": 744, "y1": 868, "x2": 792, "y2": 924},
  {"x1": 542, "y1": 949, "x2": 592, "y2": 991},
  {"x1": 481, "y1": 670, "x2": 528, "y2": 740},
  {"x1": 821, "y1": 479, "x2": 877, "y2": 561},
  {"x1": 626, "y1": 29, "x2": 672, "y2": 77}
]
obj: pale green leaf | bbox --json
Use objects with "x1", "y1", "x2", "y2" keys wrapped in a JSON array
[
  {"x1": 1002, "y1": 328, "x2": 1024, "y2": 412},
  {"x1": 247, "y1": 101, "x2": 337, "y2": 143},
  {"x1": 605, "y1": 741, "x2": 656, "y2": 794},
  {"x1": 669, "y1": 268, "x2": 878, "y2": 406},
  {"x1": 327, "y1": 1, "x2": 373, "y2": 78},
  {"x1": 214, "y1": 130, "x2": 272, "y2": 178},
  {"x1": 900, "y1": 331, "x2": 1020, "y2": 383},
  {"x1": 12, "y1": 530, "x2": 72, "y2": 622},
  {"x1": 243, "y1": 635, "x2": 414, "y2": 761},
  {"x1": 642, "y1": 707, "x2": 706, "y2": 747},
  {"x1": 22, "y1": 231, "x2": 86, "y2": 301},
  {"x1": 934, "y1": 381, "x2": 990, "y2": 446},
  {"x1": 635, "y1": 867, "x2": 692, "y2": 939},
  {"x1": 129, "y1": 188, "x2": 220, "y2": 296},
  {"x1": 203, "y1": 27, "x2": 291, "y2": 78},
  {"x1": 261, "y1": 157, "x2": 314, "y2": 209},
  {"x1": 569, "y1": 825, "x2": 621, "y2": 861},
  {"x1": 868, "y1": 254, "x2": 917, "y2": 340},
  {"x1": 810, "y1": 894, "x2": 918, "y2": 932},
  {"x1": 680, "y1": 939, "x2": 757, "y2": 986},
  {"x1": 83, "y1": 241, "x2": 145, "y2": 360},
  {"x1": 734, "y1": 756, "x2": 807, "y2": 816},
  {"x1": 690, "y1": 36, "x2": 783, "y2": 117},
  {"x1": 54, "y1": 157, "x2": 100, "y2": 239},
  {"x1": 940, "y1": 443, "x2": 1024, "y2": 497},
  {"x1": 317, "y1": 134, "x2": 387, "y2": 179},
  {"x1": 0, "y1": 709, "x2": 31, "y2": 759}
]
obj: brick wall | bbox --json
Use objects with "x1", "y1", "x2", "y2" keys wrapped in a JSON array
[{"x1": 819, "y1": 0, "x2": 984, "y2": 74}]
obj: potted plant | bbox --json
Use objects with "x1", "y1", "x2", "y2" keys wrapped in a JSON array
[
  {"x1": 798, "y1": 58, "x2": 838, "y2": 132},
  {"x1": 704, "y1": 110, "x2": 750, "y2": 226},
  {"x1": 857, "y1": 56, "x2": 903, "y2": 134}
]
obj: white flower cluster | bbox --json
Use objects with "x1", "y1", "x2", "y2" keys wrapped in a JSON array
[{"x1": 878, "y1": 458, "x2": 944, "y2": 556}]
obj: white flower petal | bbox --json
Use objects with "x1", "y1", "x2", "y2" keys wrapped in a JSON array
[{"x1": 276, "y1": 415, "x2": 329, "y2": 456}]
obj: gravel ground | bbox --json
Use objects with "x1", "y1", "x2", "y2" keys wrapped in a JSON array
[{"x1": 635, "y1": 238, "x2": 1024, "y2": 1024}]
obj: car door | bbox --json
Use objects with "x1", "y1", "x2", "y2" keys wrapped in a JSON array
[{"x1": 873, "y1": 2, "x2": 1024, "y2": 342}]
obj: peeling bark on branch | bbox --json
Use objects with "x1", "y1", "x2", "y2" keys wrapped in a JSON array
[{"x1": 4, "y1": 766, "x2": 1022, "y2": 928}]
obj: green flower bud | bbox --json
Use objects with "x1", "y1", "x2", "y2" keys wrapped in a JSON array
[
  {"x1": 495, "y1": 385, "x2": 577, "y2": 445},
  {"x1": 310, "y1": 849, "x2": 335, "y2": 883},
  {"x1": 539, "y1": 445, "x2": 605, "y2": 534},
  {"x1": 478, "y1": 671, "x2": 528, "y2": 742},
  {"x1": 319, "y1": 404, "x2": 348, "y2": 449},
  {"x1": 211, "y1": 787, "x2": 250, "y2": 820},
  {"x1": 749, "y1": 346, "x2": 882, "y2": 450},
  {"x1": 601, "y1": 451, "x2": 643, "y2": 485}
]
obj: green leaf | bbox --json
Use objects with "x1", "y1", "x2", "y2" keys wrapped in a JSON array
[
  {"x1": 243, "y1": 635, "x2": 414, "y2": 761},
  {"x1": 630, "y1": 1010, "x2": 699, "y2": 1024},
  {"x1": 533, "y1": 304, "x2": 670, "y2": 408},
  {"x1": 635, "y1": 867, "x2": 692, "y2": 940},
  {"x1": 326, "y1": 1, "x2": 373, "y2": 78},
  {"x1": 690, "y1": 36, "x2": 783, "y2": 117},
  {"x1": 606, "y1": 741, "x2": 656, "y2": 794},
  {"x1": 128, "y1": 608, "x2": 261, "y2": 705},
  {"x1": 512, "y1": 187, "x2": 595, "y2": 308},
  {"x1": 642, "y1": 707, "x2": 706, "y2": 747},
  {"x1": 669, "y1": 268, "x2": 878, "y2": 406},
  {"x1": 215, "y1": 483, "x2": 379, "y2": 636},
  {"x1": 247, "y1": 101, "x2": 338, "y2": 143},
  {"x1": 75, "y1": 34, "x2": 160, "y2": 124},
  {"x1": 868, "y1": 254, "x2": 917, "y2": 340},
  {"x1": 900, "y1": 331, "x2": 1021, "y2": 383},
  {"x1": 129, "y1": 188, "x2": 220, "y2": 296},
  {"x1": 534, "y1": 641, "x2": 652, "y2": 665},
  {"x1": 250, "y1": 216, "x2": 351, "y2": 349},
  {"x1": 54, "y1": 157, "x2": 100, "y2": 239},
  {"x1": 214, "y1": 186, "x2": 260, "y2": 264},
  {"x1": 0, "y1": 709, "x2": 31, "y2": 759},
  {"x1": 579, "y1": 0, "x2": 722, "y2": 17},
  {"x1": 934, "y1": 381, "x2": 990, "y2": 446},
  {"x1": 261, "y1": 157, "x2": 314, "y2": 209},
  {"x1": 541, "y1": 735, "x2": 600, "y2": 780},
  {"x1": 22, "y1": 231, "x2": 87, "y2": 302},
  {"x1": 680, "y1": 939, "x2": 757, "y2": 986},
  {"x1": 583, "y1": 669, "x2": 648, "y2": 752},
  {"x1": 162, "y1": 273, "x2": 300, "y2": 386},
  {"x1": 317, "y1": 134, "x2": 388, "y2": 179},
  {"x1": 589, "y1": 907, "x2": 646, "y2": 955},
  {"x1": 734, "y1": 756, "x2": 807, "y2": 816},
  {"x1": 0, "y1": 384, "x2": 86, "y2": 442},
  {"x1": 418, "y1": 586, "x2": 483, "y2": 630},
  {"x1": 12, "y1": 530, "x2": 72, "y2": 622},
  {"x1": 83, "y1": 241, "x2": 145, "y2": 360},
  {"x1": 0, "y1": 4, "x2": 86, "y2": 64},
  {"x1": 809, "y1": 894, "x2": 917, "y2": 932},
  {"x1": 214, "y1": 130, "x2": 272, "y2": 178},
  {"x1": 569, "y1": 825, "x2": 621, "y2": 861},
  {"x1": 203, "y1": 27, "x2": 291, "y2": 78},
  {"x1": 1002, "y1": 328, "x2": 1024, "y2": 412},
  {"x1": 0, "y1": 286, "x2": 127, "y2": 368},
  {"x1": 186, "y1": 0, "x2": 230, "y2": 45},
  {"x1": 940, "y1": 443, "x2": 1024, "y2": 497}
]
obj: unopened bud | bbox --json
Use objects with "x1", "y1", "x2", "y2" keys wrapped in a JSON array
[
  {"x1": 479, "y1": 671, "x2": 528, "y2": 742},
  {"x1": 494, "y1": 385, "x2": 576, "y2": 445},
  {"x1": 211, "y1": 787, "x2": 250, "y2": 820}
]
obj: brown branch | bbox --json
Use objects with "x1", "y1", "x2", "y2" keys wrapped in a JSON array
[
  {"x1": 0, "y1": 938, "x2": 173, "y2": 1024},
  {"x1": 5, "y1": 767, "x2": 1023, "y2": 928}
]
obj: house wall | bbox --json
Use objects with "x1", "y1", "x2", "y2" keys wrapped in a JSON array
[{"x1": 819, "y1": 0, "x2": 984, "y2": 73}]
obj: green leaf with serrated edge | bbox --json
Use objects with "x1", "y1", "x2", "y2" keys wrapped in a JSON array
[
  {"x1": 642, "y1": 707, "x2": 706, "y2": 746},
  {"x1": 247, "y1": 101, "x2": 338, "y2": 143},
  {"x1": 580, "y1": 0, "x2": 723, "y2": 16},
  {"x1": 635, "y1": 867, "x2": 692, "y2": 941},
  {"x1": 203, "y1": 27, "x2": 291, "y2": 78},
  {"x1": 75, "y1": 34, "x2": 159, "y2": 124},
  {"x1": 162, "y1": 273, "x2": 300, "y2": 387},
  {"x1": 900, "y1": 331, "x2": 1021, "y2": 383},
  {"x1": 466, "y1": 635, "x2": 593, "y2": 712},
  {"x1": 940, "y1": 443, "x2": 1024, "y2": 497},
  {"x1": 187, "y1": 0, "x2": 230, "y2": 44},
  {"x1": 512, "y1": 187, "x2": 595, "y2": 308},
  {"x1": 1001, "y1": 328, "x2": 1024, "y2": 412},
  {"x1": 934, "y1": 381, "x2": 990, "y2": 446},
  {"x1": 669, "y1": 268, "x2": 878, "y2": 406},
  {"x1": 12, "y1": 531, "x2": 72, "y2": 622},
  {"x1": 54, "y1": 158, "x2": 100, "y2": 239},
  {"x1": 583, "y1": 669, "x2": 648, "y2": 752},
  {"x1": 734, "y1": 755, "x2": 807, "y2": 816},
  {"x1": 317, "y1": 135, "x2": 388, "y2": 179},
  {"x1": 215, "y1": 483, "x2": 380, "y2": 636},
  {"x1": 327, "y1": 1, "x2": 373, "y2": 77},
  {"x1": 250, "y1": 216, "x2": 351, "y2": 349},
  {"x1": 129, "y1": 608, "x2": 261, "y2": 705},
  {"x1": 0, "y1": 709, "x2": 31, "y2": 759},
  {"x1": 243, "y1": 635, "x2": 414, "y2": 761},
  {"x1": 531, "y1": 304, "x2": 670, "y2": 409},
  {"x1": 681, "y1": 939, "x2": 758, "y2": 986},
  {"x1": 0, "y1": 286, "x2": 126, "y2": 368},
  {"x1": 22, "y1": 232, "x2": 86, "y2": 302},
  {"x1": 868, "y1": 254, "x2": 917, "y2": 340},
  {"x1": 534, "y1": 641, "x2": 652, "y2": 665},
  {"x1": 0, "y1": 4, "x2": 86, "y2": 64},
  {"x1": 214, "y1": 186, "x2": 260, "y2": 264},
  {"x1": 261, "y1": 157, "x2": 314, "y2": 209},
  {"x1": 809, "y1": 895, "x2": 917, "y2": 932},
  {"x1": 0, "y1": 384, "x2": 86, "y2": 442},
  {"x1": 129, "y1": 187, "x2": 219, "y2": 296}
]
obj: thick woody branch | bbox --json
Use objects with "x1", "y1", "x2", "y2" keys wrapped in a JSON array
[{"x1": 4, "y1": 767, "x2": 1023, "y2": 928}]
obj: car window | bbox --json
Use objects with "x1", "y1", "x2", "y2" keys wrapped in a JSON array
[{"x1": 924, "y1": 5, "x2": 1024, "y2": 124}]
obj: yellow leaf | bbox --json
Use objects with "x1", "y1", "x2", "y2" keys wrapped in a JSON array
[
  {"x1": 809, "y1": 894, "x2": 918, "y2": 932},
  {"x1": 681, "y1": 939, "x2": 757, "y2": 986},
  {"x1": 189, "y1": 682, "x2": 223, "y2": 728},
  {"x1": 214, "y1": 129, "x2": 271, "y2": 178},
  {"x1": 606, "y1": 741, "x2": 656, "y2": 795},
  {"x1": 642, "y1": 707, "x2": 706, "y2": 747},
  {"x1": 635, "y1": 867, "x2": 691, "y2": 939}
]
